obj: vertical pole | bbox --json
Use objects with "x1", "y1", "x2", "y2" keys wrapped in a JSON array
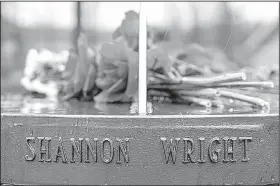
[
  {"x1": 74, "y1": 2, "x2": 82, "y2": 48},
  {"x1": 138, "y1": 2, "x2": 147, "y2": 115},
  {"x1": 191, "y1": 3, "x2": 200, "y2": 44}
]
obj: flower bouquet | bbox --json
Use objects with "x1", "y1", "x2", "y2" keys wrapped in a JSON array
[{"x1": 21, "y1": 10, "x2": 277, "y2": 110}]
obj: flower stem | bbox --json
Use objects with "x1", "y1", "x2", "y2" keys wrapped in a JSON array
[
  {"x1": 177, "y1": 95, "x2": 212, "y2": 108},
  {"x1": 176, "y1": 88, "x2": 220, "y2": 98},
  {"x1": 210, "y1": 81, "x2": 274, "y2": 89},
  {"x1": 219, "y1": 89, "x2": 269, "y2": 108},
  {"x1": 179, "y1": 72, "x2": 246, "y2": 85}
]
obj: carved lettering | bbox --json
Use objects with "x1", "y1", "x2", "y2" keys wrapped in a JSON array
[
  {"x1": 54, "y1": 137, "x2": 68, "y2": 163},
  {"x1": 25, "y1": 137, "x2": 36, "y2": 161},
  {"x1": 38, "y1": 137, "x2": 52, "y2": 162},
  {"x1": 223, "y1": 137, "x2": 237, "y2": 162},
  {"x1": 198, "y1": 137, "x2": 206, "y2": 163},
  {"x1": 38, "y1": 137, "x2": 45, "y2": 162},
  {"x1": 70, "y1": 138, "x2": 83, "y2": 163},
  {"x1": 208, "y1": 137, "x2": 221, "y2": 163},
  {"x1": 182, "y1": 138, "x2": 195, "y2": 163},
  {"x1": 101, "y1": 138, "x2": 114, "y2": 164},
  {"x1": 116, "y1": 138, "x2": 130, "y2": 164},
  {"x1": 24, "y1": 135, "x2": 254, "y2": 165},
  {"x1": 85, "y1": 138, "x2": 98, "y2": 163},
  {"x1": 160, "y1": 137, "x2": 180, "y2": 164},
  {"x1": 239, "y1": 137, "x2": 252, "y2": 162},
  {"x1": 45, "y1": 137, "x2": 52, "y2": 162}
]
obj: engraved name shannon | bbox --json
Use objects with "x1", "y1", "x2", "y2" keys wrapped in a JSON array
[
  {"x1": 25, "y1": 137, "x2": 130, "y2": 164},
  {"x1": 160, "y1": 137, "x2": 252, "y2": 164}
]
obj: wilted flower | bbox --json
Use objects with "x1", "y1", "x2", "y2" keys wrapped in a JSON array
[
  {"x1": 21, "y1": 48, "x2": 69, "y2": 99},
  {"x1": 62, "y1": 33, "x2": 98, "y2": 101},
  {"x1": 94, "y1": 39, "x2": 138, "y2": 103}
]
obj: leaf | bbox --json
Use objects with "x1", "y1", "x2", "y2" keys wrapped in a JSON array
[
  {"x1": 63, "y1": 33, "x2": 99, "y2": 101},
  {"x1": 96, "y1": 76, "x2": 118, "y2": 90},
  {"x1": 100, "y1": 61, "x2": 127, "y2": 79},
  {"x1": 173, "y1": 59, "x2": 212, "y2": 76},
  {"x1": 83, "y1": 63, "x2": 97, "y2": 94},
  {"x1": 95, "y1": 34, "x2": 139, "y2": 102},
  {"x1": 107, "y1": 78, "x2": 127, "y2": 94},
  {"x1": 147, "y1": 47, "x2": 172, "y2": 77},
  {"x1": 62, "y1": 49, "x2": 78, "y2": 79},
  {"x1": 125, "y1": 50, "x2": 138, "y2": 97},
  {"x1": 117, "y1": 61, "x2": 128, "y2": 78},
  {"x1": 73, "y1": 33, "x2": 90, "y2": 92},
  {"x1": 99, "y1": 40, "x2": 127, "y2": 61},
  {"x1": 103, "y1": 69, "x2": 119, "y2": 79},
  {"x1": 98, "y1": 57, "x2": 118, "y2": 71}
]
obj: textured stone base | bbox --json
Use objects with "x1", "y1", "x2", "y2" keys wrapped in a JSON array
[{"x1": 1, "y1": 114, "x2": 279, "y2": 185}]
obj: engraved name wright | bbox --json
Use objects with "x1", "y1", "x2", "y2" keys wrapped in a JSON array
[{"x1": 160, "y1": 137, "x2": 252, "y2": 164}]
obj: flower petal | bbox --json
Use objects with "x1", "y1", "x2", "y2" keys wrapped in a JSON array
[{"x1": 96, "y1": 76, "x2": 117, "y2": 90}]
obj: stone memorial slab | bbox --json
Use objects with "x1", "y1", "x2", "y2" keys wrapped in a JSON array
[{"x1": 1, "y1": 93, "x2": 279, "y2": 185}]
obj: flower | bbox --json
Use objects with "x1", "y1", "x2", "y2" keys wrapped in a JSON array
[
  {"x1": 21, "y1": 48, "x2": 69, "y2": 99},
  {"x1": 62, "y1": 33, "x2": 98, "y2": 101},
  {"x1": 94, "y1": 39, "x2": 139, "y2": 103}
]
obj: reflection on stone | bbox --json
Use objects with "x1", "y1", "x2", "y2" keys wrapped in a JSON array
[
  {"x1": 129, "y1": 102, "x2": 153, "y2": 114},
  {"x1": 1, "y1": 93, "x2": 278, "y2": 115},
  {"x1": 21, "y1": 96, "x2": 59, "y2": 114}
]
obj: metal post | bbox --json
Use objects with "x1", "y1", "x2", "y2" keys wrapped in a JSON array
[
  {"x1": 74, "y1": 2, "x2": 82, "y2": 48},
  {"x1": 138, "y1": 2, "x2": 147, "y2": 115}
]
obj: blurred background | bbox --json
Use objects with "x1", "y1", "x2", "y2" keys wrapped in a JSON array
[{"x1": 1, "y1": 2, "x2": 279, "y2": 93}]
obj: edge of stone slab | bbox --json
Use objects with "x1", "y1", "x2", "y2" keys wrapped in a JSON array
[{"x1": 1, "y1": 113, "x2": 279, "y2": 119}]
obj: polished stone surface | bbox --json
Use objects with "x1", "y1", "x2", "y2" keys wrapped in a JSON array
[{"x1": 1, "y1": 92, "x2": 279, "y2": 116}]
